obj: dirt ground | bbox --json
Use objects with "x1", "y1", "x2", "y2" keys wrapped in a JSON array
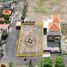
[{"x1": 27, "y1": 0, "x2": 67, "y2": 23}]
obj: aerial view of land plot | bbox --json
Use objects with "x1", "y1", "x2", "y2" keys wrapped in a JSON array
[
  {"x1": 0, "y1": 0, "x2": 67, "y2": 67},
  {"x1": 17, "y1": 24, "x2": 43, "y2": 56}
]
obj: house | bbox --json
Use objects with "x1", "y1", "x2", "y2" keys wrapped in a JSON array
[
  {"x1": 3, "y1": 9, "x2": 12, "y2": 15},
  {"x1": 43, "y1": 15, "x2": 61, "y2": 52},
  {"x1": 47, "y1": 15, "x2": 61, "y2": 42}
]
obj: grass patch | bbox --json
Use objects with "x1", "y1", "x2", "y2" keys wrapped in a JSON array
[
  {"x1": 33, "y1": 6, "x2": 52, "y2": 14},
  {"x1": 33, "y1": 7, "x2": 45, "y2": 14},
  {"x1": 22, "y1": 2, "x2": 28, "y2": 18},
  {"x1": 37, "y1": 0, "x2": 48, "y2": 6},
  {"x1": 52, "y1": 0, "x2": 60, "y2": 4}
]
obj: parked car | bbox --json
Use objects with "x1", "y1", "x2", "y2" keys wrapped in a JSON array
[{"x1": 16, "y1": 22, "x2": 21, "y2": 30}]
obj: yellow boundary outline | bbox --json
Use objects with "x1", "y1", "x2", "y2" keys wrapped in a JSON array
[{"x1": 16, "y1": 22, "x2": 44, "y2": 56}]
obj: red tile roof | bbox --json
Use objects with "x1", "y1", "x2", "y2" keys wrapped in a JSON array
[
  {"x1": 49, "y1": 23, "x2": 61, "y2": 32},
  {"x1": 51, "y1": 15, "x2": 60, "y2": 23},
  {"x1": 3, "y1": 9, "x2": 12, "y2": 15},
  {"x1": 0, "y1": 24, "x2": 9, "y2": 29}
]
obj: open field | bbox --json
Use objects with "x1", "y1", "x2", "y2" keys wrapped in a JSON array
[{"x1": 27, "y1": 0, "x2": 67, "y2": 23}]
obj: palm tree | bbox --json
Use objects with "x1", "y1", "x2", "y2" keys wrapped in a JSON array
[
  {"x1": 29, "y1": 60, "x2": 33, "y2": 67},
  {"x1": 55, "y1": 55, "x2": 65, "y2": 67}
]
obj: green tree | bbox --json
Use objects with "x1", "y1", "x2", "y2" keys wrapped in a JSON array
[
  {"x1": 9, "y1": 62, "x2": 14, "y2": 67},
  {"x1": 29, "y1": 60, "x2": 33, "y2": 67},
  {"x1": 40, "y1": 58, "x2": 52, "y2": 67},
  {"x1": 55, "y1": 55, "x2": 65, "y2": 67},
  {"x1": 1, "y1": 64, "x2": 6, "y2": 67},
  {"x1": 3, "y1": 14, "x2": 10, "y2": 20}
]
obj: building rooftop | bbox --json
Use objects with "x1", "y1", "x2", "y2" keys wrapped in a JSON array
[
  {"x1": 0, "y1": 17, "x2": 4, "y2": 21},
  {"x1": 0, "y1": 24, "x2": 9, "y2": 29},
  {"x1": 3, "y1": 9, "x2": 12, "y2": 15},
  {"x1": 48, "y1": 23, "x2": 61, "y2": 32}
]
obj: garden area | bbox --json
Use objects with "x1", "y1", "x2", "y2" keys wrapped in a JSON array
[{"x1": 39, "y1": 55, "x2": 65, "y2": 67}]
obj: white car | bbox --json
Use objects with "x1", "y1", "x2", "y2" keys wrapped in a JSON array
[{"x1": 16, "y1": 22, "x2": 21, "y2": 30}]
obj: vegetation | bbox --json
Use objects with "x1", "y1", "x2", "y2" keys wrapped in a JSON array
[
  {"x1": 3, "y1": 15, "x2": 10, "y2": 20},
  {"x1": 1, "y1": 64, "x2": 6, "y2": 67},
  {"x1": 39, "y1": 55, "x2": 65, "y2": 67},
  {"x1": 33, "y1": 0, "x2": 61, "y2": 15},
  {"x1": 40, "y1": 58, "x2": 52, "y2": 67},
  {"x1": 52, "y1": 0, "x2": 60, "y2": 4},
  {"x1": 28, "y1": 60, "x2": 33, "y2": 67},
  {"x1": 22, "y1": 1, "x2": 28, "y2": 19},
  {"x1": 55, "y1": 55, "x2": 65, "y2": 67},
  {"x1": 9, "y1": 62, "x2": 14, "y2": 67}
]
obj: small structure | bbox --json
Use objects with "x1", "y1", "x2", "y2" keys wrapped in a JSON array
[
  {"x1": 2, "y1": 2, "x2": 11, "y2": 9},
  {"x1": 47, "y1": 14, "x2": 61, "y2": 52},
  {"x1": 24, "y1": 17, "x2": 35, "y2": 25},
  {"x1": 3, "y1": 9, "x2": 12, "y2": 15},
  {"x1": 16, "y1": 21, "x2": 21, "y2": 30}
]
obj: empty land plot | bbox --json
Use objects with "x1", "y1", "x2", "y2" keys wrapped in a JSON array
[{"x1": 17, "y1": 24, "x2": 44, "y2": 56}]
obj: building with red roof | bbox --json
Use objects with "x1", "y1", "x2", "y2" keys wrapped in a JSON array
[
  {"x1": 3, "y1": 9, "x2": 12, "y2": 15},
  {"x1": 0, "y1": 17, "x2": 4, "y2": 21},
  {"x1": 49, "y1": 23, "x2": 61, "y2": 32},
  {"x1": 47, "y1": 14, "x2": 61, "y2": 44}
]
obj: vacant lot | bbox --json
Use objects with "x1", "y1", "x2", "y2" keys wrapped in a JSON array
[
  {"x1": 27, "y1": 0, "x2": 67, "y2": 23},
  {"x1": 17, "y1": 24, "x2": 43, "y2": 56}
]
